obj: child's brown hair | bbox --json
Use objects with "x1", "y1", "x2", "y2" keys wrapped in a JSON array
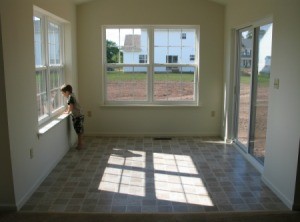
[{"x1": 60, "y1": 84, "x2": 73, "y2": 93}]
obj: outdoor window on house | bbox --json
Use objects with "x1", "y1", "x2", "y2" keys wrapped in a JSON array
[
  {"x1": 166, "y1": 55, "x2": 178, "y2": 63},
  {"x1": 33, "y1": 8, "x2": 65, "y2": 124},
  {"x1": 103, "y1": 26, "x2": 199, "y2": 105},
  {"x1": 139, "y1": 55, "x2": 147, "y2": 63}
]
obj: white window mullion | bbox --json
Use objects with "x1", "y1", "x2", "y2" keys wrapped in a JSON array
[
  {"x1": 148, "y1": 27, "x2": 154, "y2": 103},
  {"x1": 44, "y1": 16, "x2": 51, "y2": 119}
]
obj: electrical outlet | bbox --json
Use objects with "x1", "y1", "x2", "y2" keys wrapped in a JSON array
[
  {"x1": 211, "y1": 111, "x2": 215, "y2": 117},
  {"x1": 30, "y1": 148, "x2": 34, "y2": 159},
  {"x1": 87, "y1": 111, "x2": 92, "y2": 117},
  {"x1": 274, "y1": 78, "x2": 280, "y2": 89}
]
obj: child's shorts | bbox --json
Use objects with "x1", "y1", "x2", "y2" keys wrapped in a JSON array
[{"x1": 72, "y1": 115, "x2": 84, "y2": 135}]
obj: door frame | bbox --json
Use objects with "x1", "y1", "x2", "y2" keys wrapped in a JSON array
[{"x1": 232, "y1": 17, "x2": 273, "y2": 166}]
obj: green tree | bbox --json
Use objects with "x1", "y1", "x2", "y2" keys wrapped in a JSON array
[{"x1": 106, "y1": 40, "x2": 123, "y2": 63}]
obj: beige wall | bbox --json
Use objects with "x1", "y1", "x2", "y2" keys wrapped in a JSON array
[
  {"x1": 223, "y1": 0, "x2": 300, "y2": 208},
  {"x1": 77, "y1": 0, "x2": 225, "y2": 136},
  {"x1": 0, "y1": 15, "x2": 16, "y2": 210},
  {"x1": 0, "y1": 0, "x2": 77, "y2": 210}
]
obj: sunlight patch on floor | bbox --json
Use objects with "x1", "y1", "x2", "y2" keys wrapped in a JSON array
[
  {"x1": 153, "y1": 153, "x2": 214, "y2": 206},
  {"x1": 98, "y1": 149, "x2": 214, "y2": 206}
]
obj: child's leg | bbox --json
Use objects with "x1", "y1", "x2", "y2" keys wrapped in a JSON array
[
  {"x1": 74, "y1": 115, "x2": 84, "y2": 149},
  {"x1": 77, "y1": 133, "x2": 83, "y2": 148}
]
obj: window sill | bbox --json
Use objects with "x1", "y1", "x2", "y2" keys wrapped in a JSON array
[
  {"x1": 100, "y1": 102, "x2": 202, "y2": 108},
  {"x1": 38, "y1": 113, "x2": 69, "y2": 136}
]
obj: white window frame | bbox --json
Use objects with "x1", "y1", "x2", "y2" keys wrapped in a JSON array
[
  {"x1": 34, "y1": 8, "x2": 65, "y2": 125},
  {"x1": 102, "y1": 25, "x2": 200, "y2": 106}
]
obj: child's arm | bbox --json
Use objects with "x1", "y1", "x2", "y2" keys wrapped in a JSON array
[{"x1": 64, "y1": 103, "x2": 74, "y2": 114}]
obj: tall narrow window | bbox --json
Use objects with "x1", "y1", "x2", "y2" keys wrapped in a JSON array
[
  {"x1": 33, "y1": 10, "x2": 64, "y2": 124},
  {"x1": 103, "y1": 26, "x2": 199, "y2": 105}
]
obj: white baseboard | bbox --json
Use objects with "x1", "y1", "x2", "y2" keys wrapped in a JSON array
[
  {"x1": 232, "y1": 143, "x2": 292, "y2": 209},
  {"x1": 84, "y1": 131, "x2": 220, "y2": 138},
  {"x1": 15, "y1": 147, "x2": 70, "y2": 211},
  {"x1": 232, "y1": 143, "x2": 264, "y2": 173},
  {"x1": 261, "y1": 175, "x2": 293, "y2": 210}
]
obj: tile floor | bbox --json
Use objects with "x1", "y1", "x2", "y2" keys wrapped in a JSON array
[{"x1": 21, "y1": 136, "x2": 288, "y2": 213}]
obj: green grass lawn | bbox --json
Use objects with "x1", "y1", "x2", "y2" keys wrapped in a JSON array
[
  {"x1": 240, "y1": 74, "x2": 270, "y2": 86},
  {"x1": 106, "y1": 71, "x2": 194, "y2": 82}
]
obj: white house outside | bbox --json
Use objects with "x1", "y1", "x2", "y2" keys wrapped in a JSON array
[{"x1": 122, "y1": 29, "x2": 196, "y2": 73}]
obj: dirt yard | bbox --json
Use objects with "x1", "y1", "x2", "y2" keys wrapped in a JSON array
[
  {"x1": 107, "y1": 81, "x2": 194, "y2": 101},
  {"x1": 238, "y1": 83, "x2": 269, "y2": 160}
]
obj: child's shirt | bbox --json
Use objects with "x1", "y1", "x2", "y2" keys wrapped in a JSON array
[{"x1": 67, "y1": 93, "x2": 83, "y2": 118}]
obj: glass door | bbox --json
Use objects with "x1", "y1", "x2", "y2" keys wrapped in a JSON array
[
  {"x1": 235, "y1": 27, "x2": 253, "y2": 151},
  {"x1": 249, "y1": 23, "x2": 273, "y2": 163},
  {"x1": 234, "y1": 22, "x2": 273, "y2": 165}
]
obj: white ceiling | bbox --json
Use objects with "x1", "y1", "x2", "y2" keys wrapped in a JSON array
[{"x1": 71, "y1": 0, "x2": 228, "y2": 5}]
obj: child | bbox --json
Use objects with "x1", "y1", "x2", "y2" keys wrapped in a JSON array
[{"x1": 61, "y1": 84, "x2": 84, "y2": 150}]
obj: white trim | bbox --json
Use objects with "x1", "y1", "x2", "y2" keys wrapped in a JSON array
[
  {"x1": 103, "y1": 101, "x2": 199, "y2": 107},
  {"x1": 15, "y1": 141, "x2": 70, "y2": 210},
  {"x1": 84, "y1": 131, "x2": 220, "y2": 138},
  {"x1": 262, "y1": 175, "x2": 292, "y2": 209},
  {"x1": 233, "y1": 136, "x2": 291, "y2": 210},
  {"x1": 38, "y1": 113, "x2": 69, "y2": 135},
  {"x1": 233, "y1": 143, "x2": 264, "y2": 173}
]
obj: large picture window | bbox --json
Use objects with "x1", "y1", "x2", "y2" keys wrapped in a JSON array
[
  {"x1": 103, "y1": 26, "x2": 199, "y2": 105},
  {"x1": 34, "y1": 9, "x2": 64, "y2": 123}
]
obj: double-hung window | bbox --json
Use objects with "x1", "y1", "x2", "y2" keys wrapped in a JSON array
[
  {"x1": 103, "y1": 26, "x2": 199, "y2": 106},
  {"x1": 33, "y1": 9, "x2": 65, "y2": 124}
]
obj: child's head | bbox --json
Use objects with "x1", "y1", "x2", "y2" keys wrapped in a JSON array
[
  {"x1": 60, "y1": 84, "x2": 73, "y2": 93},
  {"x1": 61, "y1": 84, "x2": 72, "y2": 97}
]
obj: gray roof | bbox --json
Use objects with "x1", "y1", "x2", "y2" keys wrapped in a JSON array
[{"x1": 121, "y1": 34, "x2": 141, "y2": 52}]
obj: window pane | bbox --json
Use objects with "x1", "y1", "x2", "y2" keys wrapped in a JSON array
[
  {"x1": 154, "y1": 47, "x2": 167, "y2": 63},
  {"x1": 182, "y1": 29, "x2": 196, "y2": 46},
  {"x1": 154, "y1": 66, "x2": 195, "y2": 101},
  {"x1": 106, "y1": 28, "x2": 147, "y2": 64},
  {"x1": 182, "y1": 47, "x2": 195, "y2": 64},
  {"x1": 33, "y1": 16, "x2": 43, "y2": 66},
  {"x1": 168, "y1": 48, "x2": 180, "y2": 63},
  {"x1": 48, "y1": 22, "x2": 61, "y2": 65},
  {"x1": 36, "y1": 70, "x2": 49, "y2": 120},
  {"x1": 154, "y1": 28, "x2": 196, "y2": 65},
  {"x1": 50, "y1": 67, "x2": 64, "y2": 111},
  {"x1": 154, "y1": 29, "x2": 168, "y2": 46},
  {"x1": 106, "y1": 29, "x2": 122, "y2": 63},
  {"x1": 168, "y1": 29, "x2": 181, "y2": 46},
  {"x1": 106, "y1": 66, "x2": 147, "y2": 101}
]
